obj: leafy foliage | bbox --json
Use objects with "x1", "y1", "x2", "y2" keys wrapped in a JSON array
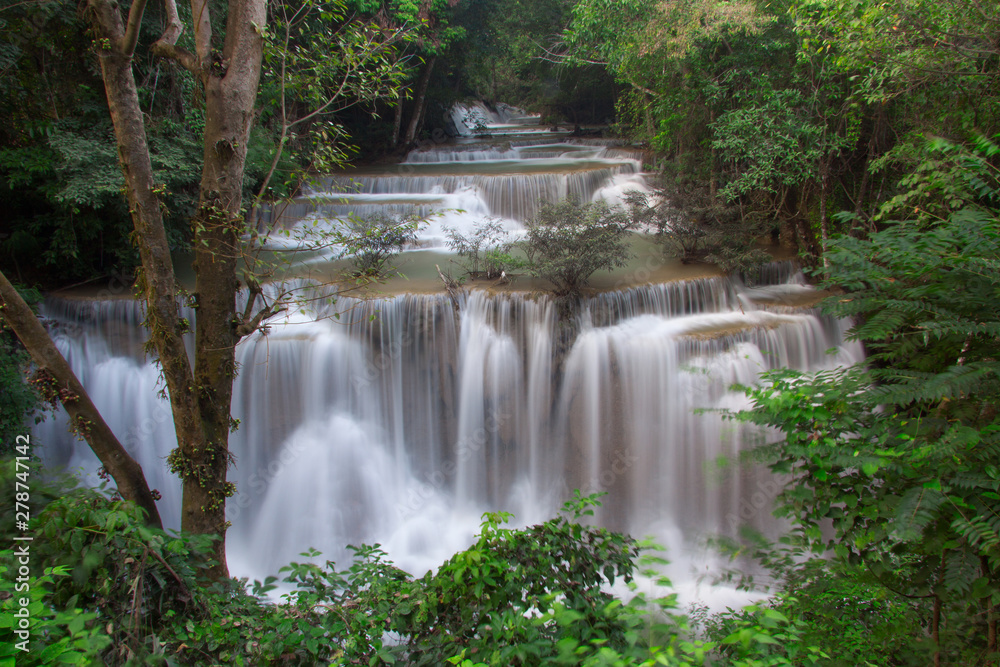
[
  {"x1": 625, "y1": 177, "x2": 771, "y2": 272},
  {"x1": 445, "y1": 218, "x2": 524, "y2": 280},
  {"x1": 0, "y1": 560, "x2": 112, "y2": 665},
  {"x1": 0, "y1": 0, "x2": 209, "y2": 283},
  {"x1": 342, "y1": 212, "x2": 420, "y2": 277},
  {"x1": 705, "y1": 544, "x2": 927, "y2": 667},
  {"x1": 731, "y1": 138, "x2": 1000, "y2": 664},
  {"x1": 523, "y1": 198, "x2": 636, "y2": 295},
  {"x1": 0, "y1": 462, "x2": 216, "y2": 664},
  {"x1": 1, "y1": 468, "x2": 840, "y2": 666}
]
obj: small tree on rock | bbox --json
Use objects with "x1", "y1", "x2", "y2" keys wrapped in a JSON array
[
  {"x1": 343, "y1": 213, "x2": 419, "y2": 278},
  {"x1": 445, "y1": 218, "x2": 523, "y2": 280},
  {"x1": 523, "y1": 199, "x2": 636, "y2": 296}
]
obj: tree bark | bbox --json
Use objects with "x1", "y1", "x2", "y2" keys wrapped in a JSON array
[
  {"x1": 87, "y1": 0, "x2": 205, "y2": 487},
  {"x1": 403, "y1": 55, "x2": 436, "y2": 146},
  {"x1": 0, "y1": 272, "x2": 163, "y2": 529},
  {"x1": 392, "y1": 96, "x2": 404, "y2": 148},
  {"x1": 853, "y1": 159, "x2": 870, "y2": 235},
  {"x1": 86, "y1": 0, "x2": 266, "y2": 581},
  {"x1": 933, "y1": 553, "x2": 946, "y2": 667},
  {"x1": 984, "y1": 555, "x2": 998, "y2": 666},
  {"x1": 932, "y1": 593, "x2": 941, "y2": 667},
  {"x1": 818, "y1": 158, "x2": 830, "y2": 268},
  {"x1": 181, "y1": 0, "x2": 266, "y2": 580}
]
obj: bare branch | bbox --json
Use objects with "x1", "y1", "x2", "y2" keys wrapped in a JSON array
[
  {"x1": 190, "y1": 0, "x2": 212, "y2": 64},
  {"x1": 533, "y1": 39, "x2": 608, "y2": 66},
  {"x1": 121, "y1": 0, "x2": 150, "y2": 57},
  {"x1": 235, "y1": 286, "x2": 287, "y2": 338},
  {"x1": 151, "y1": 0, "x2": 201, "y2": 75}
]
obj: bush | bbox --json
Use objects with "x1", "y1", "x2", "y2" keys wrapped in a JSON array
[
  {"x1": 6, "y1": 463, "x2": 855, "y2": 667},
  {"x1": 523, "y1": 198, "x2": 636, "y2": 295},
  {"x1": 0, "y1": 560, "x2": 112, "y2": 665},
  {"x1": 445, "y1": 218, "x2": 525, "y2": 280},
  {"x1": 625, "y1": 176, "x2": 772, "y2": 274},
  {"x1": 341, "y1": 213, "x2": 420, "y2": 278},
  {"x1": 0, "y1": 462, "x2": 216, "y2": 665}
]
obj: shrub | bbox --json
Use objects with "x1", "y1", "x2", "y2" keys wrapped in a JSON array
[
  {"x1": 0, "y1": 462, "x2": 215, "y2": 665},
  {"x1": 341, "y1": 213, "x2": 419, "y2": 278},
  {"x1": 523, "y1": 198, "x2": 636, "y2": 295},
  {"x1": 5, "y1": 463, "x2": 848, "y2": 667},
  {"x1": 445, "y1": 218, "x2": 525, "y2": 280},
  {"x1": 625, "y1": 177, "x2": 772, "y2": 274}
]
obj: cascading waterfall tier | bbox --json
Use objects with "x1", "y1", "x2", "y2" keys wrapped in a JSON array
[
  {"x1": 255, "y1": 138, "x2": 649, "y2": 249},
  {"x1": 36, "y1": 269, "x2": 864, "y2": 588},
  {"x1": 37, "y1": 133, "x2": 862, "y2": 601}
]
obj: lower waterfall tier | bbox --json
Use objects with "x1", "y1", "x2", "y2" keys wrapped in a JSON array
[{"x1": 35, "y1": 269, "x2": 863, "y2": 595}]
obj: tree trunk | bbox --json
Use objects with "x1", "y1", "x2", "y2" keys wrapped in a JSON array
[
  {"x1": 709, "y1": 109, "x2": 718, "y2": 203},
  {"x1": 932, "y1": 593, "x2": 942, "y2": 667},
  {"x1": 403, "y1": 55, "x2": 436, "y2": 147},
  {"x1": 88, "y1": 0, "x2": 207, "y2": 494},
  {"x1": 818, "y1": 159, "x2": 830, "y2": 268},
  {"x1": 181, "y1": 0, "x2": 266, "y2": 580},
  {"x1": 0, "y1": 272, "x2": 163, "y2": 528},
  {"x1": 88, "y1": 0, "x2": 212, "y2": 551},
  {"x1": 86, "y1": 0, "x2": 266, "y2": 581},
  {"x1": 984, "y1": 556, "x2": 998, "y2": 666},
  {"x1": 933, "y1": 553, "x2": 946, "y2": 667},
  {"x1": 392, "y1": 96, "x2": 404, "y2": 149},
  {"x1": 415, "y1": 93, "x2": 429, "y2": 139},
  {"x1": 853, "y1": 161, "x2": 870, "y2": 236}
]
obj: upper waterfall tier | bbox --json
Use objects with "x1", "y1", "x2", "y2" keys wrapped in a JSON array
[{"x1": 255, "y1": 137, "x2": 650, "y2": 250}]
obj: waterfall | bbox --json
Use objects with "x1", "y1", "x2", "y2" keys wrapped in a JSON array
[
  {"x1": 34, "y1": 133, "x2": 864, "y2": 602},
  {"x1": 35, "y1": 271, "x2": 864, "y2": 585},
  {"x1": 256, "y1": 140, "x2": 647, "y2": 248}
]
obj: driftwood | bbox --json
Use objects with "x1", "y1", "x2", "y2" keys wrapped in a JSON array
[{"x1": 436, "y1": 264, "x2": 465, "y2": 311}]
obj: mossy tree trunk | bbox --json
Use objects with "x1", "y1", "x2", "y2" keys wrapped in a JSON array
[
  {"x1": 0, "y1": 272, "x2": 164, "y2": 529},
  {"x1": 82, "y1": 0, "x2": 266, "y2": 580}
]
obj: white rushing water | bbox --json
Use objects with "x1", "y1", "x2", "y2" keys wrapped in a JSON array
[
  {"x1": 36, "y1": 270, "x2": 863, "y2": 602},
  {"x1": 256, "y1": 132, "x2": 651, "y2": 251},
  {"x1": 36, "y1": 133, "x2": 864, "y2": 608}
]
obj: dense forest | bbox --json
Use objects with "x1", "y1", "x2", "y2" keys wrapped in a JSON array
[{"x1": 1, "y1": 0, "x2": 999, "y2": 664}]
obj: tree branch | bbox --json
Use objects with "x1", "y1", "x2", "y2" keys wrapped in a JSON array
[
  {"x1": 121, "y1": 0, "x2": 150, "y2": 57},
  {"x1": 150, "y1": 41, "x2": 202, "y2": 75},
  {"x1": 533, "y1": 39, "x2": 608, "y2": 66},
  {"x1": 0, "y1": 271, "x2": 163, "y2": 529},
  {"x1": 190, "y1": 0, "x2": 212, "y2": 64},
  {"x1": 151, "y1": 0, "x2": 201, "y2": 75},
  {"x1": 235, "y1": 302, "x2": 286, "y2": 339},
  {"x1": 234, "y1": 279, "x2": 286, "y2": 339}
]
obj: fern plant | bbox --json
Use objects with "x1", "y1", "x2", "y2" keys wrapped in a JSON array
[{"x1": 733, "y1": 137, "x2": 1000, "y2": 665}]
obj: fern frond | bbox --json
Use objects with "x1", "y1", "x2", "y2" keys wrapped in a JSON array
[{"x1": 893, "y1": 487, "x2": 947, "y2": 541}]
